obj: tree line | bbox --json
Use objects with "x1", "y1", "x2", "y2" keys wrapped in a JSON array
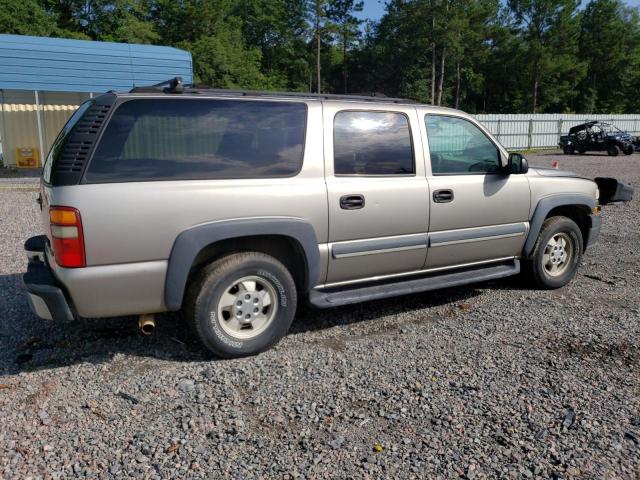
[{"x1": 1, "y1": 0, "x2": 639, "y2": 113}]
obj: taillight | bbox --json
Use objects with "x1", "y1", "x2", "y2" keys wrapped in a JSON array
[{"x1": 49, "y1": 206, "x2": 85, "y2": 268}]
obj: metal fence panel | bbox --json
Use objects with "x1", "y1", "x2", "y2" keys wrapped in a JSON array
[{"x1": 477, "y1": 113, "x2": 640, "y2": 150}]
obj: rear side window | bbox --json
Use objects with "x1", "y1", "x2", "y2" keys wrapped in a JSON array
[
  {"x1": 333, "y1": 111, "x2": 414, "y2": 175},
  {"x1": 85, "y1": 99, "x2": 306, "y2": 182}
]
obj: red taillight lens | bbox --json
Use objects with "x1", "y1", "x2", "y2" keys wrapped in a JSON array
[{"x1": 49, "y1": 206, "x2": 85, "y2": 268}]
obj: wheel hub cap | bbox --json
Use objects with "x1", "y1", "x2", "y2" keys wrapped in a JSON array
[
  {"x1": 216, "y1": 275, "x2": 278, "y2": 340},
  {"x1": 542, "y1": 232, "x2": 573, "y2": 277},
  {"x1": 233, "y1": 290, "x2": 265, "y2": 325}
]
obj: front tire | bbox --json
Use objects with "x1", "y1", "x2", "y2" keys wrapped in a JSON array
[
  {"x1": 623, "y1": 144, "x2": 634, "y2": 155},
  {"x1": 185, "y1": 252, "x2": 297, "y2": 358},
  {"x1": 525, "y1": 216, "x2": 583, "y2": 289}
]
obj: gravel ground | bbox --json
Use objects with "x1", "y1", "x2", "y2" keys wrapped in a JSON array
[{"x1": 1, "y1": 152, "x2": 639, "y2": 479}]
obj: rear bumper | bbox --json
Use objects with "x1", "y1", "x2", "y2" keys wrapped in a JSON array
[
  {"x1": 586, "y1": 213, "x2": 602, "y2": 248},
  {"x1": 23, "y1": 235, "x2": 75, "y2": 322}
]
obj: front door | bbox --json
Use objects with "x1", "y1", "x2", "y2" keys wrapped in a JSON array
[
  {"x1": 324, "y1": 105, "x2": 430, "y2": 285},
  {"x1": 421, "y1": 113, "x2": 530, "y2": 269}
]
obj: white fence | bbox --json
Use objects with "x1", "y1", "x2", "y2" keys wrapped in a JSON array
[{"x1": 476, "y1": 114, "x2": 640, "y2": 151}]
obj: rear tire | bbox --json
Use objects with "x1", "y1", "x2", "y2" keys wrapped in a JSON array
[
  {"x1": 184, "y1": 252, "x2": 297, "y2": 358},
  {"x1": 524, "y1": 216, "x2": 583, "y2": 289},
  {"x1": 607, "y1": 145, "x2": 619, "y2": 156}
]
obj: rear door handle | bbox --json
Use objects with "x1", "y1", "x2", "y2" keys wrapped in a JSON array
[
  {"x1": 340, "y1": 194, "x2": 365, "y2": 210},
  {"x1": 433, "y1": 189, "x2": 454, "y2": 203}
]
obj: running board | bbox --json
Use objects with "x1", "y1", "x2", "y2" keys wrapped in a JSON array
[{"x1": 309, "y1": 260, "x2": 520, "y2": 308}]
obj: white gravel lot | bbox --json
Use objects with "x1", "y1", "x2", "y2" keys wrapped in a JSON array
[{"x1": 0, "y1": 151, "x2": 639, "y2": 479}]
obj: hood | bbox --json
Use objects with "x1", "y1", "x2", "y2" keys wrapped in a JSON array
[{"x1": 529, "y1": 166, "x2": 579, "y2": 178}]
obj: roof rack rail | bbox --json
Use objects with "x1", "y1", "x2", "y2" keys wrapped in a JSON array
[
  {"x1": 131, "y1": 78, "x2": 415, "y2": 104},
  {"x1": 130, "y1": 77, "x2": 184, "y2": 94}
]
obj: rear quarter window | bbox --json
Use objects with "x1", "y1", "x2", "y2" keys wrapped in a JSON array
[
  {"x1": 43, "y1": 100, "x2": 93, "y2": 184},
  {"x1": 84, "y1": 98, "x2": 307, "y2": 182}
]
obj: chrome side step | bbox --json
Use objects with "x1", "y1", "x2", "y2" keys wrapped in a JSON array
[{"x1": 308, "y1": 260, "x2": 520, "y2": 309}]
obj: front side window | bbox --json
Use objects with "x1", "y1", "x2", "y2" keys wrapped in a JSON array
[
  {"x1": 334, "y1": 111, "x2": 414, "y2": 175},
  {"x1": 85, "y1": 99, "x2": 306, "y2": 182},
  {"x1": 425, "y1": 115, "x2": 501, "y2": 175}
]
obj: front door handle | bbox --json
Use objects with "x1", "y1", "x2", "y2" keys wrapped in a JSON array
[
  {"x1": 340, "y1": 194, "x2": 365, "y2": 210},
  {"x1": 433, "y1": 189, "x2": 454, "y2": 203}
]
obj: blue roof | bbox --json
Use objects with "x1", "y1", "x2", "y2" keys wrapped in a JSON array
[{"x1": 0, "y1": 35, "x2": 193, "y2": 93}]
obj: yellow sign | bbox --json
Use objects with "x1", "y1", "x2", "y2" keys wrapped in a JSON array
[{"x1": 16, "y1": 147, "x2": 40, "y2": 168}]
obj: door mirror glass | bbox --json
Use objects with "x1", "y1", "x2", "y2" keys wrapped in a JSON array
[{"x1": 507, "y1": 152, "x2": 529, "y2": 174}]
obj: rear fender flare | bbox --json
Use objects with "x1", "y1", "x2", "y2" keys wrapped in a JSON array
[
  {"x1": 523, "y1": 194, "x2": 595, "y2": 257},
  {"x1": 165, "y1": 217, "x2": 320, "y2": 310}
]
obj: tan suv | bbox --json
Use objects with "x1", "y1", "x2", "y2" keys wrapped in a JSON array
[{"x1": 24, "y1": 79, "x2": 605, "y2": 358}]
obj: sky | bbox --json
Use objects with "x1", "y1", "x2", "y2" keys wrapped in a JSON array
[
  {"x1": 355, "y1": 0, "x2": 640, "y2": 23},
  {"x1": 355, "y1": 1, "x2": 386, "y2": 23}
]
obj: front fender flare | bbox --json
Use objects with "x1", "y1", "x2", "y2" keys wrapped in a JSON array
[
  {"x1": 165, "y1": 217, "x2": 320, "y2": 311},
  {"x1": 523, "y1": 194, "x2": 595, "y2": 257}
]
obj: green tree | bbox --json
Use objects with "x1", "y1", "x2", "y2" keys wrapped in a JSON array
[
  {"x1": 327, "y1": 0, "x2": 363, "y2": 93},
  {"x1": 507, "y1": 0, "x2": 584, "y2": 112},
  {"x1": 578, "y1": 0, "x2": 640, "y2": 112},
  {"x1": 234, "y1": 0, "x2": 311, "y2": 90},
  {"x1": 307, "y1": 0, "x2": 333, "y2": 93},
  {"x1": 0, "y1": 0, "x2": 57, "y2": 36},
  {"x1": 149, "y1": 0, "x2": 268, "y2": 88},
  {"x1": 184, "y1": 29, "x2": 267, "y2": 88}
]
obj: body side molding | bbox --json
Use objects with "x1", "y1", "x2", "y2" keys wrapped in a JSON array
[
  {"x1": 165, "y1": 217, "x2": 320, "y2": 310},
  {"x1": 331, "y1": 234, "x2": 428, "y2": 259},
  {"x1": 429, "y1": 223, "x2": 527, "y2": 247},
  {"x1": 523, "y1": 194, "x2": 595, "y2": 257}
]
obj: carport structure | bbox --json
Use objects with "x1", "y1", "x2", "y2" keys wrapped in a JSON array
[{"x1": 0, "y1": 34, "x2": 193, "y2": 167}]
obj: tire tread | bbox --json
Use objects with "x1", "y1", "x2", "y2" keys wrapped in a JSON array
[
  {"x1": 184, "y1": 252, "x2": 297, "y2": 358},
  {"x1": 527, "y1": 216, "x2": 583, "y2": 289}
]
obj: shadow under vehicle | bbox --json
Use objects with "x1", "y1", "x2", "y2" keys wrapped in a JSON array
[{"x1": 559, "y1": 121, "x2": 635, "y2": 156}]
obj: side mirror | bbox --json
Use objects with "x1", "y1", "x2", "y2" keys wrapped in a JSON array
[{"x1": 507, "y1": 152, "x2": 529, "y2": 174}]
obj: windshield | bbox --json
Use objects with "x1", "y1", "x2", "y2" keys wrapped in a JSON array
[
  {"x1": 600, "y1": 123, "x2": 625, "y2": 135},
  {"x1": 43, "y1": 100, "x2": 93, "y2": 184}
]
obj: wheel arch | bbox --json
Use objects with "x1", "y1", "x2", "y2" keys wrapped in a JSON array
[
  {"x1": 165, "y1": 218, "x2": 320, "y2": 311},
  {"x1": 523, "y1": 194, "x2": 596, "y2": 258}
]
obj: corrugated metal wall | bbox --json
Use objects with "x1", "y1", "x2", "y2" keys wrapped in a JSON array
[
  {"x1": 0, "y1": 91, "x2": 91, "y2": 166},
  {"x1": 0, "y1": 35, "x2": 194, "y2": 166},
  {"x1": 0, "y1": 35, "x2": 193, "y2": 92},
  {"x1": 476, "y1": 114, "x2": 640, "y2": 150}
]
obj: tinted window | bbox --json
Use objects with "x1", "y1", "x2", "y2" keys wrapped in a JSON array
[
  {"x1": 425, "y1": 115, "x2": 500, "y2": 174},
  {"x1": 334, "y1": 111, "x2": 414, "y2": 175},
  {"x1": 43, "y1": 100, "x2": 93, "y2": 184},
  {"x1": 85, "y1": 99, "x2": 306, "y2": 182}
]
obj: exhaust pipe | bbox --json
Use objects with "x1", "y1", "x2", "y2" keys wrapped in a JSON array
[{"x1": 138, "y1": 314, "x2": 155, "y2": 335}]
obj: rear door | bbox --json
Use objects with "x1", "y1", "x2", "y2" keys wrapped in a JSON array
[
  {"x1": 421, "y1": 113, "x2": 530, "y2": 269},
  {"x1": 323, "y1": 103, "x2": 430, "y2": 285}
]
